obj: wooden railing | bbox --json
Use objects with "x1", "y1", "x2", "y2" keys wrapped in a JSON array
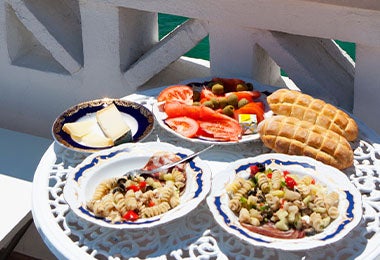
[{"x1": 1, "y1": 0, "x2": 380, "y2": 137}]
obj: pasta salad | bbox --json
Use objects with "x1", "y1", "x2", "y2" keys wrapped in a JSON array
[
  {"x1": 87, "y1": 152, "x2": 187, "y2": 223},
  {"x1": 227, "y1": 162, "x2": 340, "y2": 239}
]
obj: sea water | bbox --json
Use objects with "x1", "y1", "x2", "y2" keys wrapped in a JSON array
[{"x1": 159, "y1": 14, "x2": 355, "y2": 62}]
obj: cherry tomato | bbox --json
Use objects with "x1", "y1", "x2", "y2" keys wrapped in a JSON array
[
  {"x1": 165, "y1": 116, "x2": 199, "y2": 138},
  {"x1": 267, "y1": 172, "x2": 272, "y2": 178},
  {"x1": 127, "y1": 185, "x2": 140, "y2": 192},
  {"x1": 285, "y1": 176, "x2": 297, "y2": 189},
  {"x1": 250, "y1": 165, "x2": 259, "y2": 176},
  {"x1": 148, "y1": 201, "x2": 155, "y2": 207},
  {"x1": 157, "y1": 85, "x2": 193, "y2": 105},
  {"x1": 123, "y1": 210, "x2": 139, "y2": 221},
  {"x1": 139, "y1": 181, "x2": 147, "y2": 189}
]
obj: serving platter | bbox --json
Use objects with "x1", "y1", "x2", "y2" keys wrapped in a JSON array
[
  {"x1": 63, "y1": 142, "x2": 212, "y2": 229},
  {"x1": 52, "y1": 98, "x2": 154, "y2": 153},
  {"x1": 152, "y1": 77, "x2": 275, "y2": 145},
  {"x1": 206, "y1": 153, "x2": 362, "y2": 251}
]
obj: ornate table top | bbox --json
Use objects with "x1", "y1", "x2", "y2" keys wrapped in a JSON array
[{"x1": 31, "y1": 89, "x2": 380, "y2": 259}]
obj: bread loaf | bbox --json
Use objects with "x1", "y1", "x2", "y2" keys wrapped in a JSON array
[
  {"x1": 267, "y1": 89, "x2": 358, "y2": 141},
  {"x1": 258, "y1": 115, "x2": 353, "y2": 170}
]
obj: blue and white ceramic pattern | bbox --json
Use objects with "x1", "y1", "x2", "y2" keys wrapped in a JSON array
[
  {"x1": 206, "y1": 153, "x2": 362, "y2": 251},
  {"x1": 52, "y1": 98, "x2": 154, "y2": 153},
  {"x1": 63, "y1": 142, "x2": 212, "y2": 229}
]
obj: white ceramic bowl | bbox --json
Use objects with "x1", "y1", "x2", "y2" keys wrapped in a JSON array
[
  {"x1": 206, "y1": 153, "x2": 362, "y2": 251},
  {"x1": 63, "y1": 142, "x2": 212, "y2": 229}
]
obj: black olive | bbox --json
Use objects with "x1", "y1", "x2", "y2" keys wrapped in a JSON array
[
  {"x1": 118, "y1": 183, "x2": 125, "y2": 191},
  {"x1": 256, "y1": 163, "x2": 265, "y2": 172},
  {"x1": 117, "y1": 178, "x2": 127, "y2": 185},
  {"x1": 112, "y1": 187, "x2": 124, "y2": 194},
  {"x1": 304, "y1": 228, "x2": 316, "y2": 236}
]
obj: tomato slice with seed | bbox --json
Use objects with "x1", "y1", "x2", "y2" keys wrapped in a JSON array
[
  {"x1": 157, "y1": 85, "x2": 193, "y2": 105},
  {"x1": 165, "y1": 116, "x2": 199, "y2": 138},
  {"x1": 198, "y1": 120, "x2": 242, "y2": 141}
]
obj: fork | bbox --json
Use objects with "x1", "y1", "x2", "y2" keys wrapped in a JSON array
[{"x1": 124, "y1": 144, "x2": 215, "y2": 177}]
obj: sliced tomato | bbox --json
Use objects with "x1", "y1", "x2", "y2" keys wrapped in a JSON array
[
  {"x1": 164, "y1": 101, "x2": 201, "y2": 119},
  {"x1": 200, "y1": 88, "x2": 217, "y2": 101},
  {"x1": 225, "y1": 91, "x2": 261, "y2": 102},
  {"x1": 234, "y1": 102, "x2": 265, "y2": 122},
  {"x1": 157, "y1": 85, "x2": 193, "y2": 105},
  {"x1": 198, "y1": 119, "x2": 242, "y2": 141},
  {"x1": 165, "y1": 116, "x2": 199, "y2": 138}
]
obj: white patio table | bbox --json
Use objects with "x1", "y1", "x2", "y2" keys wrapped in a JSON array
[{"x1": 31, "y1": 85, "x2": 380, "y2": 259}]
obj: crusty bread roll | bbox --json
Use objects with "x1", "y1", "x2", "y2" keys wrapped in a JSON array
[
  {"x1": 267, "y1": 89, "x2": 358, "y2": 141},
  {"x1": 258, "y1": 115, "x2": 353, "y2": 170}
]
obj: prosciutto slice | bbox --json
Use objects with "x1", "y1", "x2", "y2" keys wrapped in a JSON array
[
  {"x1": 241, "y1": 222, "x2": 305, "y2": 239},
  {"x1": 142, "y1": 152, "x2": 183, "y2": 172}
]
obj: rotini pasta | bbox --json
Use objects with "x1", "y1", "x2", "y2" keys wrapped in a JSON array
[
  {"x1": 87, "y1": 151, "x2": 187, "y2": 223},
  {"x1": 227, "y1": 162, "x2": 341, "y2": 238}
]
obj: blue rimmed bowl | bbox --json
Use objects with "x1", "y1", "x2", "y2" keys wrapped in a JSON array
[
  {"x1": 63, "y1": 142, "x2": 212, "y2": 229},
  {"x1": 206, "y1": 153, "x2": 362, "y2": 251},
  {"x1": 52, "y1": 98, "x2": 154, "y2": 153}
]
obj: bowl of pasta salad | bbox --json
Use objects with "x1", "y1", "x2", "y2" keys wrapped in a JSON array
[
  {"x1": 206, "y1": 153, "x2": 362, "y2": 251},
  {"x1": 63, "y1": 142, "x2": 212, "y2": 229}
]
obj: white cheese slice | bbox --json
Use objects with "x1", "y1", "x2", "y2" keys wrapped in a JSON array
[
  {"x1": 96, "y1": 103, "x2": 132, "y2": 143},
  {"x1": 62, "y1": 119, "x2": 97, "y2": 139},
  {"x1": 73, "y1": 132, "x2": 113, "y2": 148}
]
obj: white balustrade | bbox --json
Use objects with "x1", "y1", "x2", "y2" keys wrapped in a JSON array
[{"x1": 0, "y1": 0, "x2": 379, "y2": 137}]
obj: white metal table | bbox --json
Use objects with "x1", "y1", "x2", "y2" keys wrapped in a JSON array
[{"x1": 32, "y1": 88, "x2": 380, "y2": 259}]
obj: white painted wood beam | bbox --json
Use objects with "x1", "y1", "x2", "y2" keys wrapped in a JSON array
[
  {"x1": 6, "y1": 0, "x2": 82, "y2": 74},
  {"x1": 354, "y1": 44, "x2": 380, "y2": 133},
  {"x1": 124, "y1": 18, "x2": 208, "y2": 88},
  {"x1": 254, "y1": 29, "x2": 355, "y2": 111},
  {"x1": 100, "y1": 0, "x2": 380, "y2": 47},
  {"x1": 209, "y1": 23, "x2": 282, "y2": 87}
]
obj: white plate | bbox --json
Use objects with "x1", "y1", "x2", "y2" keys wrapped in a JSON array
[
  {"x1": 206, "y1": 153, "x2": 363, "y2": 251},
  {"x1": 63, "y1": 142, "x2": 212, "y2": 229},
  {"x1": 52, "y1": 98, "x2": 154, "y2": 153},
  {"x1": 153, "y1": 77, "x2": 275, "y2": 145}
]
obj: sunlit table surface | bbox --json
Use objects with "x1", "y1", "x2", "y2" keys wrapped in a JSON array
[{"x1": 31, "y1": 86, "x2": 380, "y2": 259}]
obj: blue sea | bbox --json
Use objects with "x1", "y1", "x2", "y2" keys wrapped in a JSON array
[{"x1": 159, "y1": 14, "x2": 355, "y2": 62}]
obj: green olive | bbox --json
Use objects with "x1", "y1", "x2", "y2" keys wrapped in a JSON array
[
  {"x1": 238, "y1": 98, "x2": 249, "y2": 108},
  {"x1": 210, "y1": 97, "x2": 220, "y2": 109},
  {"x1": 236, "y1": 83, "x2": 248, "y2": 91},
  {"x1": 218, "y1": 97, "x2": 228, "y2": 108},
  {"x1": 227, "y1": 93, "x2": 238, "y2": 107},
  {"x1": 212, "y1": 83, "x2": 224, "y2": 95},
  {"x1": 222, "y1": 105, "x2": 235, "y2": 117},
  {"x1": 203, "y1": 100, "x2": 214, "y2": 108},
  {"x1": 192, "y1": 101, "x2": 201, "y2": 106}
]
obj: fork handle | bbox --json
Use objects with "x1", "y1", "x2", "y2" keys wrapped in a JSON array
[{"x1": 141, "y1": 144, "x2": 215, "y2": 174}]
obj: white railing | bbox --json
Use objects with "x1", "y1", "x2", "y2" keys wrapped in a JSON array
[{"x1": 1, "y1": 0, "x2": 380, "y2": 137}]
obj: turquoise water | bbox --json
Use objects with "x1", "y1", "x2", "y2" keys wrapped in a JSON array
[{"x1": 158, "y1": 14, "x2": 355, "y2": 62}]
